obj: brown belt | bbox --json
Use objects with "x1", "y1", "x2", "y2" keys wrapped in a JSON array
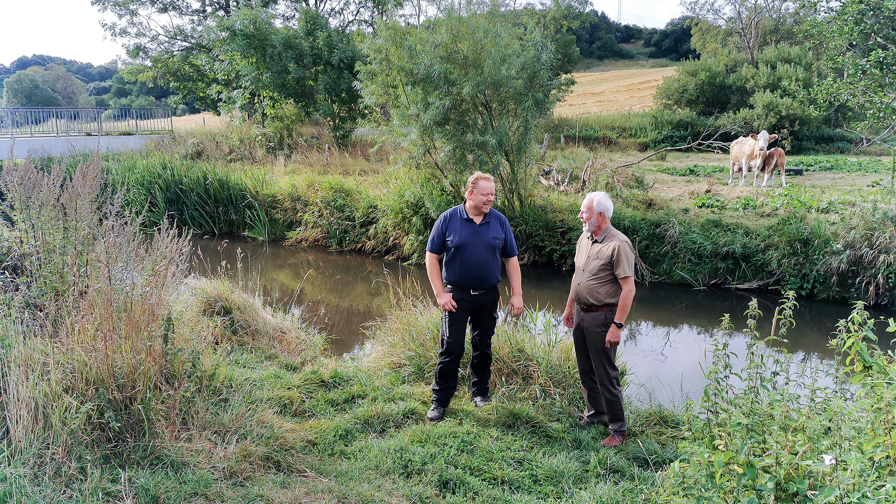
[{"x1": 576, "y1": 303, "x2": 617, "y2": 312}]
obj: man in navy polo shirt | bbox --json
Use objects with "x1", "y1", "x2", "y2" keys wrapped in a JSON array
[{"x1": 424, "y1": 172, "x2": 524, "y2": 422}]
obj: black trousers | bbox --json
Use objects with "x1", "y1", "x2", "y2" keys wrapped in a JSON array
[
  {"x1": 572, "y1": 307, "x2": 627, "y2": 436},
  {"x1": 431, "y1": 286, "x2": 500, "y2": 407}
]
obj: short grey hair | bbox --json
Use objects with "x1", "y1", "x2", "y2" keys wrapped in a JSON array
[{"x1": 585, "y1": 191, "x2": 614, "y2": 220}]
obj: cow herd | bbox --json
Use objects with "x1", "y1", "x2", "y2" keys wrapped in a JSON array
[{"x1": 728, "y1": 130, "x2": 788, "y2": 188}]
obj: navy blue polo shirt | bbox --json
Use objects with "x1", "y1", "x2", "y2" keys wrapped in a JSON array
[{"x1": 426, "y1": 204, "x2": 519, "y2": 290}]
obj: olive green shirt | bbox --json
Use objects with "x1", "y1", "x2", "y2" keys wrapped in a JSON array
[{"x1": 573, "y1": 224, "x2": 636, "y2": 306}]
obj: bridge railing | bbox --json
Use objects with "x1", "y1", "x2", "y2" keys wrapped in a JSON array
[{"x1": 0, "y1": 107, "x2": 174, "y2": 138}]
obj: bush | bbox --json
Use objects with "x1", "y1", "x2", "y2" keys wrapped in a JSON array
[{"x1": 658, "y1": 296, "x2": 896, "y2": 503}]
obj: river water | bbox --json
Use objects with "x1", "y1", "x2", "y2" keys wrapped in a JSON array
[{"x1": 191, "y1": 236, "x2": 895, "y2": 406}]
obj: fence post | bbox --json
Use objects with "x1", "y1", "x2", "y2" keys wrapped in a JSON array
[
  {"x1": 55, "y1": 110, "x2": 60, "y2": 137},
  {"x1": 98, "y1": 109, "x2": 103, "y2": 136}
]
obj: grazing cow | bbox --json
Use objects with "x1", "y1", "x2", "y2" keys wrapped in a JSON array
[
  {"x1": 760, "y1": 147, "x2": 786, "y2": 188},
  {"x1": 728, "y1": 130, "x2": 779, "y2": 186}
]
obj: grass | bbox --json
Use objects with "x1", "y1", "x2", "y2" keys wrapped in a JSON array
[
  {"x1": 0, "y1": 156, "x2": 685, "y2": 503},
  {"x1": 2, "y1": 153, "x2": 895, "y2": 503}
]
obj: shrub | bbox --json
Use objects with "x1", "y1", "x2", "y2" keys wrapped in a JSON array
[{"x1": 658, "y1": 296, "x2": 896, "y2": 503}]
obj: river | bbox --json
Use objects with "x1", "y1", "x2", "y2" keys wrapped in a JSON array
[{"x1": 191, "y1": 236, "x2": 895, "y2": 406}]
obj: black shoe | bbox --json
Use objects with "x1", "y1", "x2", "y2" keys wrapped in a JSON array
[
  {"x1": 426, "y1": 405, "x2": 445, "y2": 421},
  {"x1": 580, "y1": 417, "x2": 609, "y2": 427},
  {"x1": 473, "y1": 396, "x2": 491, "y2": 408}
]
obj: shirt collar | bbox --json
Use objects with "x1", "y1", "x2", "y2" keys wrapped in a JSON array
[
  {"x1": 590, "y1": 224, "x2": 613, "y2": 243},
  {"x1": 461, "y1": 203, "x2": 491, "y2": 223}
]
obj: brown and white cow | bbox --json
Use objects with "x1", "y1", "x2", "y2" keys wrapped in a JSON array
[
  {"x1": 728, "y1": 130, "x2": 778, "y2": 186},
  {"x1": 759, "y1": 147, "x2": 786, "y2": 188}
]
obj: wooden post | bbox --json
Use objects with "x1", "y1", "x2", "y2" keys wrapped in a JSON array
[
  {"x1": 324, "y1": 144, "x2": 330, "y2": 165},
  {"x1": 541, "y1": 133, "x2": 549, "y2": 161},
  {"x1": 560, "y1": 133, "x2": 565, "y2": 145}
]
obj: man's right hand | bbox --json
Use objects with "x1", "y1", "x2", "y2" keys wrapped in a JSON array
[
  {"x1": 436, "y1": 292, "x2": 457, "y2": 312},
  {"x1": 562, "y1": 307, "x2": 574, "y2": 329}
]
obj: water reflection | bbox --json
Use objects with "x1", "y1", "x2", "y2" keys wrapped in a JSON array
[{"x1": 190, "y1": 236, "x2": 895, "y2": 405}]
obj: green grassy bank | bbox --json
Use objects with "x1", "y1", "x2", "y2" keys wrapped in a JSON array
[
  {"x1": 1, "y1": 156, "x2": 895, "y2": 503},
  {"x1": 89, "y1": 127, "x2": 896, "y2": 307}
]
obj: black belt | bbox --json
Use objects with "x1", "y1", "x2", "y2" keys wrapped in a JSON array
[
  {"x1": 576, "y1": 303, "x2": 617, "y2": 312},
  {"x1": 446, "y1": 284, "x2": 496, "y2": 295}
]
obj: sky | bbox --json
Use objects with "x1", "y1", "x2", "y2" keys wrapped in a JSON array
[{"x1": 0, "y1": 0, "x2": 685, "y2": 68}]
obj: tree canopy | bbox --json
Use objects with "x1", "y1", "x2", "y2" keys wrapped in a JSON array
[
  {"x1": 2, "y1": 65, "x2": 95, "y2": 108},
  {"x1": 359, "y1": 7, "x2": 573, "y2": 210},
  {"x1": 802, "y1": 0, "x2": 896, "y2": 136}
]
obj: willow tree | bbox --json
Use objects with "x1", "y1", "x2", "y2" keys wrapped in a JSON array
[{"x1": 358, "y1": 7, "x2": 573, "y2": 212}]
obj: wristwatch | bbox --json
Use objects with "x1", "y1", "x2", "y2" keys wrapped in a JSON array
[{"x1": 612, "y1": 321, "x2": 624, "y2": 329}]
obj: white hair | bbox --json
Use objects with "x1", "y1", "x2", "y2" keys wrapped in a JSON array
[{"x1": 586, "y1": 191, "x2": 614, "y2": 220}]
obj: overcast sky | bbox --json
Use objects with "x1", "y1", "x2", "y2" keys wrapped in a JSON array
[{"x1": 0, "y1": 0, "x2": 685, "y2": 67}]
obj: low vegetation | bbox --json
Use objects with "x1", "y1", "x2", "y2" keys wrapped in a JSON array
[{"x1": 1, "y1": 156, "x2": 894, "y2": 502}]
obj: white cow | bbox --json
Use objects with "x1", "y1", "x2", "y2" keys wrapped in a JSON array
[{"x1": 729, "y1": 130, "x2": 779, "y2": 186}]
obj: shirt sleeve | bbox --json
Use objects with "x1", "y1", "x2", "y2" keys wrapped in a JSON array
[
  {"x1": 426, "y1": 212, "x2": 448, "y2": 255},
  {"x1": 613, "y1": 241, "x2": 636, "y2": 279},
  {"x1": 500, "y1": 216, "x2": 519, "y2": 259}
]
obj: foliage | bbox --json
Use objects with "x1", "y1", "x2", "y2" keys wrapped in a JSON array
[
  {"x1": 0, "y1": 157, "x2": 192, "y2": 457},
  {"x1": 104, "y1": 152, "x2": 272, "y2": 240},
  {"x1": 644, "y1": 16, "x2": 699, "y2": 61},
  {"x1": 202, "y1": 7, "x2": 365, "y2": 146},
  {"x1": 23, "y1": 64, "x2": 95, "y2": 107},
  {"x1": 359, "y1": 7, "x2": 573, "y2": 211},
  {"x1": 658, "y1": 296, "x2": 896, "y2": 503},
  {"x1": 790, "y1": 156, "x2": 893, "y2": 174},
  {"x1": 657, "y1": 164, "x2": 726, "y2": 177},
  {"x1": 569, "y1": 10, "x2": 638, "y2": 60},
  {"x1": 802, "y1": 0, "x2": 896, "y2": 134},
  {"x1": 655, "y1": 44, "x2": 833, "y2": 146},
  {"x1": 682, "y1": 0, "x2": 801, "y2": 65},
  {"x1": 1, "y1": 71, "x2": 63, "y2": 107}
]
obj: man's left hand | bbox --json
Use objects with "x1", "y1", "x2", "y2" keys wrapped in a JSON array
[
  {"x1": 606, "y1": 326, "x2": 622, "y2": 347},
  {"x1": 508, "y1": 294, "x2": 524, "y2": 318}
]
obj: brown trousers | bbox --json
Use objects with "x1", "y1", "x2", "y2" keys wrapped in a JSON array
[{"x1": 572, "y1": 307, "x2": 627, "y2": 436}]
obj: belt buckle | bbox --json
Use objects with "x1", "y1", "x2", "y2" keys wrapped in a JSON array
[{"x1": 470, "y1": 288, "x2": 481, "y2": 295}]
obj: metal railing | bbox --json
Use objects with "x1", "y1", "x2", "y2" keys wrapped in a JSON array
[{"x1": 0, "y1": 107, "x2": 174, "y2": 138}]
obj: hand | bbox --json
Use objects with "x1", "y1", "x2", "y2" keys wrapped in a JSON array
[
  {"x1": 508, "y1": 294, "x2": 524, "y2": 318},
  {"x1": 606, "y1": 325, "x2": 622, "y2": 347},
  {"x1": 562, "y1": 307, "x2": 574, "y2": 329},
  {"x1": 436, "y1": 291, "x2": 456, "y2": 312}
]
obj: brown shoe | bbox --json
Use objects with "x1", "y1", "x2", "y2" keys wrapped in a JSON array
[{"x1": 601, "y1": 433, "x2": 629, "y2": 447}]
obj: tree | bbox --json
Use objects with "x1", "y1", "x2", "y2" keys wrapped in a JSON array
[
  {"x1": 359, "y1": 8, "x2": 573, "y2": 211},
  {"x1": 26, "y1": 64, "x2": 95, "y2": 107},
  {"x1": 655, "y1": 43, "x2": 827, "y2": 146},
  {"x1": 645, "y1": 15, "x2": 698, "y2": 61},
  {"x1": 802, "y1": 0, "x2": 896, "y2": 135},
  {"x1": 1, "y1": 72, "x2": 63, "y2": 107},
  {"x1": 681, "y1": 0, "x2": 799, "y2": 64},
  {"x1": 196, "y1": 7, "x2": 364, "y2": 144}
]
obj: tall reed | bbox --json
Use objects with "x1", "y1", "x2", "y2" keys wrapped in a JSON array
[
  {"x1": 0, "y1": 157, "x2": 192, "y2": 458},
  {"x1": 104, "y1": 152, "x2": 271, "y2": 240}
]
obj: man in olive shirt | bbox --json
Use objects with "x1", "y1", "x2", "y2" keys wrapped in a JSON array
[{"x1": 562, "y1": 191, "x2": 636, "y2": 448}]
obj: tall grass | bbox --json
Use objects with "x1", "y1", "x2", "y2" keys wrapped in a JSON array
[
  {"x1": 363, "y1": 285, "x2": 621, "y2": 410},
  {"x1": 0, "y1": 158, "x2": 192, "y2": 457},
  {"x1": 104, "y1": 152, "x2": 272, "y2": 240}
]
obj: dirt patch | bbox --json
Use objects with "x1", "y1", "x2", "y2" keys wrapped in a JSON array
[{"x1": 555, "y1": 66, "x2": 679, "y2": 117}]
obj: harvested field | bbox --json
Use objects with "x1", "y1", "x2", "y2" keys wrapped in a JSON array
[
  {"x1": 171, "y1": 112, "x2": 230, "y2": 132},
  {"x1": 554, "y1": 66, "x2": 678, "y2": 117}
]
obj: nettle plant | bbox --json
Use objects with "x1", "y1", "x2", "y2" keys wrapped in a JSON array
[{"x1": 660, "y1": 293, "x2": 896, "y2": 503}]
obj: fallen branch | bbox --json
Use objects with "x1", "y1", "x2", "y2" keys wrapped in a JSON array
[{"x1": 616, "y1": 123, "x2": 736, "y2": 169}]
